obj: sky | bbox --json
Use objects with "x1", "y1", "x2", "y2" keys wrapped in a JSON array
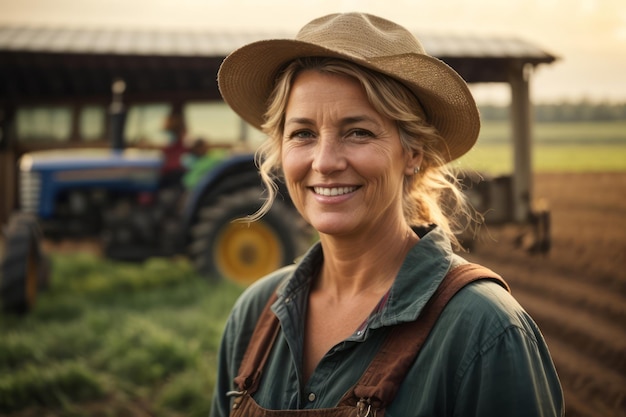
[{"x1": 1, "y1": 0, "x2": 625, "y2": 105}]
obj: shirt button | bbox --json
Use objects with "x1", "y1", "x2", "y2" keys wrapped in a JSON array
[{"x1": 308, "y1": 392, "x2": 316, "y2": 402}]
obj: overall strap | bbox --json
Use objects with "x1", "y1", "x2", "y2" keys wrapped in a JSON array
[
  {"x1": 341, "y1": 263, "x2": 509, "y2": 412},
  {"x1": 232, "y1": 263, "x2": 509, "y2": 410},
  {"x1": 233, "y1": 291, "x2": 280, "y2": 395}
]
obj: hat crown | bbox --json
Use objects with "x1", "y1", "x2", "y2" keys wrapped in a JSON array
[{"x1": 296, "y1": 13, "x2": 425, "y2": 60}]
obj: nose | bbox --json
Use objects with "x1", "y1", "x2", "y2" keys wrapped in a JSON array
[{"x1": 311, "y1": 135, "x2": 347, "y2": 174}]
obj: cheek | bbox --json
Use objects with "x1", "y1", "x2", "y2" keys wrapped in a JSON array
[
  {"x1": 281, "y1": 149, "x2": 311, "y2": 218},
  {"x1": 281, "y1": 147, "x2": 309, "y2": 189},
  {"x1": 358, "y1": 150, "x2": 405, "y2": 196},
  {"x1": 356, "y1": 147, "x2": 396, "y2": 178}
]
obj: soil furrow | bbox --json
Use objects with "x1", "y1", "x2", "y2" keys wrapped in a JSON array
[
  {"x1": 541, "y1": 335, "x2": 626, "y2": 417},
  {"x1": 513, "y1": 285, "x2": 625, "y2": 373},
  {"x1": 467, "y1": 249, "x2": 626, "y2": 324}
]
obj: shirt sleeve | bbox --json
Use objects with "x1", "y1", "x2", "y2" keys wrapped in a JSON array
[{"x1": 453, "y1": 324, "x2": 564, "y2": 417}]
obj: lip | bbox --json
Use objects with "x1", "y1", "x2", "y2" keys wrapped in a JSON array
[
  {"x1": 312, "y1": 185, "x2": 358, "y2": 196},
  {"x1": 309, "y1": 184, "x2": 360, "y2": 202}
]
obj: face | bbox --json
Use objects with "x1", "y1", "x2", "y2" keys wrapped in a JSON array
[{"x1": 281, "y1": 70, "x2": 420, "y2": 238}]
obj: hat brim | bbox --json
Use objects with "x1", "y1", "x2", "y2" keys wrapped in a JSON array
[{"x1": 218, "y1": 39, "x2": 479, "y2": 162}]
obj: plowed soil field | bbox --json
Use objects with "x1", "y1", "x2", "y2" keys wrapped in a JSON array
[{"x1": 466, "y1": 172, "x2": 626, "y2": 417}]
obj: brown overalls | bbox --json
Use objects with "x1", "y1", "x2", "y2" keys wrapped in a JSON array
[{"x1": 228, "y1": 263, "x2": 510, "y2": 417}]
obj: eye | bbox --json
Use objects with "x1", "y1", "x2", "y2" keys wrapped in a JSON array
[
  {"x1": 348, "y1": 129, "x2": 374, "y2": 140},
  {"x1": 287, "y1": 130, "x2": 316, "y2": 140}
]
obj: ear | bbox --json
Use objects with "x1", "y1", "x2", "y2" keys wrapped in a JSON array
[{"x1": 404, "y1": 148, "x2": 424, "y2": 176}]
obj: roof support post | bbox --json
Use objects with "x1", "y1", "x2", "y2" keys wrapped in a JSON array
[
  {"x1": 239, "y1": 117, "x2": 249, "y2": 144},
  {"x1": 508, "y1": 62, "x2": 534, "y2": 223},
  {"x1": 0, "y1": 104, "x2": 17, "y2": 225}
]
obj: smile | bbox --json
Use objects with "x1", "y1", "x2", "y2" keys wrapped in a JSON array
[{"x1": 313, "y1": 186, "x2": 358, "y2": 196}]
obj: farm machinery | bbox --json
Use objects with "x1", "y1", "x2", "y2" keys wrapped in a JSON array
[{"x1": 0, "y1": 84, "x2": 312, "y2": 314}]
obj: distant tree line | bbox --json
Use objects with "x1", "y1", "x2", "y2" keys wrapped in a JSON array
[{"x1": 479, "y1": 100, "x2": 626, "y2": 122}]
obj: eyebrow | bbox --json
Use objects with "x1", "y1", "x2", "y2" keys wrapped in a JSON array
[{"x1": 284, "y1": 117, "x2": 315, "y2": 127}]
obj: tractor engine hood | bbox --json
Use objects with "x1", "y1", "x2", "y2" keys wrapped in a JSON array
[
  {"x1": 20, "y1": 148, "x2": 163, "y2": 173},
  {"x1": 19, "y1": 148, "x2": 164, "y2": 188},
  {"x1": 18, "y1": 149, "x2": 165, "y2": 218}
]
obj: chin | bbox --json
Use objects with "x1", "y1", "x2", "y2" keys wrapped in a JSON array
[{"x1": 312, "y1": 221, "x2": 356, "y2": 237}]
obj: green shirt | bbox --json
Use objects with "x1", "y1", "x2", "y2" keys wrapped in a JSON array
[{"x1": 210, "y1": 226, "x2": 564, "y2": 417}]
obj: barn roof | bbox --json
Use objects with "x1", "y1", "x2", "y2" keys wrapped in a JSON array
[
  {"x1": 0, "y1": 24, "x2": 556, "y2": 61},
  {"x1": 0, "y1": 24, "x2": 557, "y2": 100}
]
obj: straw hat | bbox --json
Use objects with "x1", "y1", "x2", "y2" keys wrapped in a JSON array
[{"x1": 218, "y1": 12, "x2": 480, "y2": 162}]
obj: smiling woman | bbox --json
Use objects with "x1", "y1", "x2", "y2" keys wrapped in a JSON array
[{"x1": 210, "y1": 12, "x2": 564, "y2": 417}]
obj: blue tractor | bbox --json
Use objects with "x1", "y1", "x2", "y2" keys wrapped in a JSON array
[{"x1": 1, "y1": 83, "x2": 311, "y2": 314}]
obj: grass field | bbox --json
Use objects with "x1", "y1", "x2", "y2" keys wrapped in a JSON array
[
  {"x1": 0, "y1": 254, "x2": 242, "y2": 416},
  {"x1": 457, "y1": 121, "x2": 626, "y2": 174}
]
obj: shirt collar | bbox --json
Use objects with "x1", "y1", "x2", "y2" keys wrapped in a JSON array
[
  {"x1": 376, "y1": 225, "x2": 454, "y2": 326},
  {"x1": 275, "y1": 225, "x2": 455, "y2": 328}
]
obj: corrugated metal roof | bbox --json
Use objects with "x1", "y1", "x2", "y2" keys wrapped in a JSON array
[
  {"x1": 419, "y1": 33, "x2": 554, "y2": 59},
  {"x1": 0, "y1": 24, "x2": 556, "y2": 62}
]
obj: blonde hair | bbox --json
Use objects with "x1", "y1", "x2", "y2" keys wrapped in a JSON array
[{"x1": 254, "y1": 57, "x2": 478, "y2": 249}]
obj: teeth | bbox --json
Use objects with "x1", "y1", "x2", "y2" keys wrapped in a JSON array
[{"x1": 313, "y1": 186, "x2": 357, "y2": 196}]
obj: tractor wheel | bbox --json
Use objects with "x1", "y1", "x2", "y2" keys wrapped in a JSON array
[
  {"x1": 1, "y1": 213, "x2": 47, "y2": 314},
  {"x1": 190, "y1": 187, "x2": 311, "y2": 285}
]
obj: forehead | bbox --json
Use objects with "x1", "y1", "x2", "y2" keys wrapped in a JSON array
[
  {"x1": 286, "y1": 70, "x2": 374, "y2": 114},
  {"x1": 292, "y1": 68, "x2": 363, "y2": 92}
]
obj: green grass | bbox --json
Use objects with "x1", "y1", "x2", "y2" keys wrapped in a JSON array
[
  {"x1": 0, "y1": 254, "x2": 244, "y2": 416},
  {"x1": 456, "y1": 143, "x2": 626, "y2": 175},
  {"x1": 455, "y1": 121, "x2": 626, "y2": 175},
  {"x1": 478, "y1": 120, "x2": 626, "y2": 144}
]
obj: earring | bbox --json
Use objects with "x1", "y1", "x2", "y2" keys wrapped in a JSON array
[{"x1": 413, "y1": 166, "x2": 420, "y2": 175}]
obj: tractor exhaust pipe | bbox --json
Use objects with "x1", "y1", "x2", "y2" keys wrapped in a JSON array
[{"x1": 109, "y1": 79, "x2": 127, "y2": 152}]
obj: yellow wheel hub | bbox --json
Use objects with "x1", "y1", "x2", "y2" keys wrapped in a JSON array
[{"x1": 214, "y1": 221, "x2": 283, "y2": 285}]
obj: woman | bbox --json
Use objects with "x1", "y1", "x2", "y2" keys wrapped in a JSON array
[{"x1": 211, "y1": 12, "x2": 563, "y2": 417}]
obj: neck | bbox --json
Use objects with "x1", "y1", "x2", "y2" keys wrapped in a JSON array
[{"x1": 316, "y1": 223, "x2": 419, "y2": 300}]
